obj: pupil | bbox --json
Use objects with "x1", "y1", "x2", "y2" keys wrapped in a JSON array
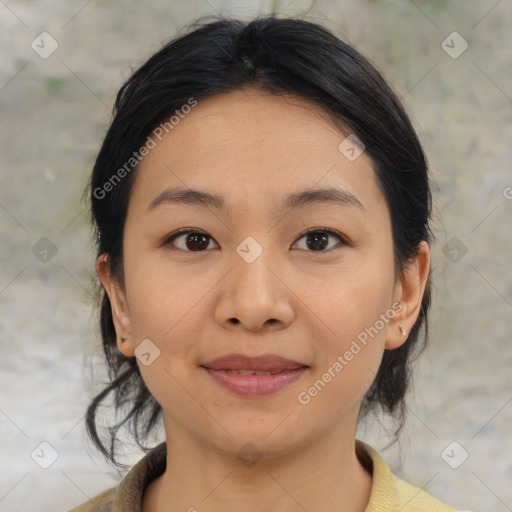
[
  {"x1": 186, "y1": 233, "x2": 209, "y2": 251},
  {"x1": 307, "y1": 232, "x2": 328, "y2": 251}
]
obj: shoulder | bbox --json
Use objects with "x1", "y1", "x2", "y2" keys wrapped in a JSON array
[
  {"x1": 392, "y1": 475, "x2": 470, "y2": 511},
  {"x1": 66, "y1": 442, "x2": 167, "y2": 512},
  {"x1": 356, "y1": 440, "x2": 472, "y2": 512},
  {"x1": 66, "y1": 487, "x2": 116, "y2": 512}
]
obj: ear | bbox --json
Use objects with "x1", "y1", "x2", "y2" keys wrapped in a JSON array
[
  {"x1": 96, "y1": 254, "x2": 136, "y2": 357},
  {"x1": 386, "y1": 240, "x2": 431, "y2": 350}
]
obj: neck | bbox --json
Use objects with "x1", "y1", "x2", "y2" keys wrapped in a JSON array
[{"x1": 143, "y1": 413, "x2": 372, "y2": 512}]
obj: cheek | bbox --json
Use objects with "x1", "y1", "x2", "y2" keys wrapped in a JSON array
[
  {"x1": 303, "y1": 255, "x2": 394, "y2": 398},
  {"x1": 123, "y1": 256, "x2": 214, "y2": 395},
  {"x1": 298, "y1": 299, "x2": 389, "y2": 417},
  {"x1": 313, "y1": 258, "x2": 394, "y2": 347},
  {"x1": 123, "y1": 245, "x2": 193, "y2": 337}
]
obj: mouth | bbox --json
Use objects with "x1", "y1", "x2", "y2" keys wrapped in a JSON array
[
  {"x1": 201, "y1": 353, "x2": 308, "y2": 371},
  {"x1": 200, "y1": 353, "x2": 309, "y2": 397},
  {"x1": 207, "y1": 368, "x2": 293, "y2": 375}
]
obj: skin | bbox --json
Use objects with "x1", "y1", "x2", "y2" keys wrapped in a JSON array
[{"x1": 97, "y1": 87, "x2": 430, "y2": 512}]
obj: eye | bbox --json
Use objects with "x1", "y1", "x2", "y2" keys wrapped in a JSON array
[
  {"x1": 163, "y1": 229, "x2": 219, "y2": 252},
  {"x1": 292, "y1": 228, "x2": 348, "y2": 252},
  {"x1": 163, "y1": 227, "x2": 349, "y2": 253}
]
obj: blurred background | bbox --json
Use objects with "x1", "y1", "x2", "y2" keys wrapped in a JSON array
[{"x1": 0, "y1": 1, "x2": 511, "y2": 511}]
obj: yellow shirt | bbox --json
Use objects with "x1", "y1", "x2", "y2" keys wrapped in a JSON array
[{"x1": 68, "y1": 440, "x2": 470, "y2": 511}]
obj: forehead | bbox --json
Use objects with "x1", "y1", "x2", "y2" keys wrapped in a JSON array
[{"x1": 130, "y1": 88, "x2": 385, "y2": 217}]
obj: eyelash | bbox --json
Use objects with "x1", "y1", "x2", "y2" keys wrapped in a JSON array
[{"x1": 162, "y1": 227, "x2": 350, "y2": 253}]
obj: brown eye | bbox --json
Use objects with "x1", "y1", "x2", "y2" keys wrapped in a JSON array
[
  {"x1": 164, "y1": 230, "x2": 219, "y2": 252},
  {"x1": 293, "y1": 228, "x2": 347, "y2": 252}
]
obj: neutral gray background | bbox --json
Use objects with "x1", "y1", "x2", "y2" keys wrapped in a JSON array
[{"x1": 0, "y1": 1, "x2": 511, "y2": 511}]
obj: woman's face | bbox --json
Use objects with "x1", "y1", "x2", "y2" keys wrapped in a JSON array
[{"x1": 99, "y1": 87, "x2": 429, "y2": 460}]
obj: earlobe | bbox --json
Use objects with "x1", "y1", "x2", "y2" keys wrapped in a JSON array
[
  {"x1": 385, "y1": 304, "x2": 410, "y2": 350},
  {"x1": 385, "y1": 241, "x2": 431, "y2": 350},
  {"x1": 96, "y1": 254, "x2": 136, "y2": 357}
]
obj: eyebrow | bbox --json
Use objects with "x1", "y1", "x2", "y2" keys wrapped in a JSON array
[{"x1": 147, "y1": 185, "x2": 365, "y2": 214}]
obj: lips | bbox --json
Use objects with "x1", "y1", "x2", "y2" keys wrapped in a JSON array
[
  {"x1": 201, "y1": 353, "x2": 308, "y2": 372},
  {"x1": 201, "y1": 353, "x2": 309, "y2": 398}
]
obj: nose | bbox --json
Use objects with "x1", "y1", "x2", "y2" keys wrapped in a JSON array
[{"x1": 214, "y1": 243, "x2": 295, "y2": 332}]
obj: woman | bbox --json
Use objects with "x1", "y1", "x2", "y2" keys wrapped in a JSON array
[{"x1": 70, "y1": 14, "x2": 470, "y2": 512}]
